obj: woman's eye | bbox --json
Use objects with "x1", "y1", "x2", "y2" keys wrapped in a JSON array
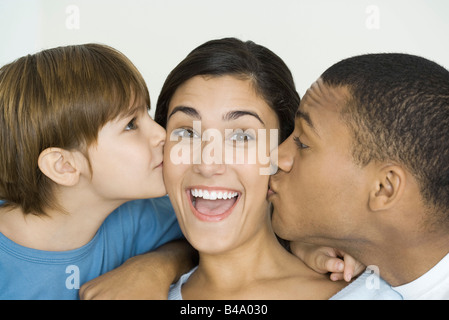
[
  {"x1": 171, "y1": 128, "x2": 200, "y2": 139},
  {"x1": 229, "y1": 130, "x2": 255, "y2": 142},
  {"x1": 293, "y1": 136, "x2": 309, "y2": 149},
  {"x1": 125, "y1": 117, "x2": 138, "y2": 131}
]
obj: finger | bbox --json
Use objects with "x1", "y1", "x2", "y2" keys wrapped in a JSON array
[
  {"x1": 79, "y1": 282, "x2": 97, "y2": 300},
  {"x1": 78, "y1": 283, "x2": 87, "y2": 299},
  {"x1": 315, "y1": 255, "x2": 345, "y2": 274},
  {"x1": 329, "y1": 272, "x2": 345, "y2": 281},
  {"x1": 343, "y1": 254, "x2": 359, "y2": 282},
  {"x1": 328, "y1": 258, "x2": 345, "y2": 274}
]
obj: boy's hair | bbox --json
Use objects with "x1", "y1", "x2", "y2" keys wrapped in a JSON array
[
  {"x1": 0, "y1": 43, "x2": 150, "y2": 215},
  {"x1": 321, "y1": 53, "x2": 449, "y2": 219}
]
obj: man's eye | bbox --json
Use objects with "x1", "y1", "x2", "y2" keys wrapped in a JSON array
[
  {"x1": 293, "y1": 136, "x2": 309, "y2": 149},
  {"x1": 125, "y1": 117, "x2": 138, "y2": 131}
]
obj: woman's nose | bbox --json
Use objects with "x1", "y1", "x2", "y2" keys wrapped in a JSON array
[{"x1": 192, "y1": 139, "x2": 226, "y2": 178}]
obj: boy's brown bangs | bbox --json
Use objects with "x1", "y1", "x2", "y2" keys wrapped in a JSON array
[
  {"x1": 106, "y1": 81, "x2": 150, "y2": 123},
  {"x1": 66, "y1": 44, "x2": 150, "y2": 142}
]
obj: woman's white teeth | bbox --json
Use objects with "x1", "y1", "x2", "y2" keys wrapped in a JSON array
[{"x1": 190, "y1": 189, "x2": 238, "y2": 200}]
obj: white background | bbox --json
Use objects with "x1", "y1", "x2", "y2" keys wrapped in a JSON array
[{"x1": 1, "y1": 0, "x2": 448, "y2": 116}]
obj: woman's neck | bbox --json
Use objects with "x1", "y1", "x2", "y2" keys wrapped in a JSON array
[{"x1": 182, "y1": 223, "x2": 304, "y2": 299}]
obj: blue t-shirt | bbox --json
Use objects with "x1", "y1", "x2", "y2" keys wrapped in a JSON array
[{"x1": 0, "y1": 196, "x2": 183, "y2": 300}]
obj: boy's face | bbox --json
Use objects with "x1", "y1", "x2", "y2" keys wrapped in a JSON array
[{"x1": 86, "y1": 104, "x2": 167, "y2": 201}]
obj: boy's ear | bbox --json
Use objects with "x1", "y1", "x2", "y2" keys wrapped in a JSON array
[
  {"x1": 38, "y1": 148, "x2": 81, "y2": 186},
  {"x1": 368, "y1": 164, "x2": 406, "y2": 212}
]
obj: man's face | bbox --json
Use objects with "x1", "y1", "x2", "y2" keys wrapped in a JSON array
[{"x1": 269, "y1": 79, "x2": 373, "y2": 245}]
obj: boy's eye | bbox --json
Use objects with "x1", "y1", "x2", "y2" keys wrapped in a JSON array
[{"x1": 125, "y1": 117, "x2": 138, "y2": 131}]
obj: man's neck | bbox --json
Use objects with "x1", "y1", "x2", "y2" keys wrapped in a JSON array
[{"x1": 356, "y1": 231, "x2": 449, "y2": 287}]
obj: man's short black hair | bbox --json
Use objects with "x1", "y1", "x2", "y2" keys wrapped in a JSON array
[{"x1": 321, "y1": 53, "x2": 449, "y2": 218}]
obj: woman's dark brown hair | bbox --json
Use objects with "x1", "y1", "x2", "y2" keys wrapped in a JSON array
[{"x1": 155, "y1": 37, "x2": 300, "y2": 143}]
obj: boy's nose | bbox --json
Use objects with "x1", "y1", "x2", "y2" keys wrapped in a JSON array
[{"x1": 149, "y1": 119, "x2": 166, "y2": 147}]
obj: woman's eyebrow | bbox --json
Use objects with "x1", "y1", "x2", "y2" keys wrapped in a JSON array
[
  {"x1": 168, "y1": 106, "x2": 201, "y2": 120},
  {"x1": 223, "y1": 110, "x2": 265, "y2": 126}
]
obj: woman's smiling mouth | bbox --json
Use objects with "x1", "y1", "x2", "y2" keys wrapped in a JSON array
[{"x1": 187, "y1": 186, "x2": 241, "y2": 222}]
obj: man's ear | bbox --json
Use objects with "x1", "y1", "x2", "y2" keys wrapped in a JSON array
[
  {"x1": 369, "y1": 164, "x2": 406, "y2": 211},
  {"x1": 38, "y1": 148, "x2": 81, "y2": 186}
]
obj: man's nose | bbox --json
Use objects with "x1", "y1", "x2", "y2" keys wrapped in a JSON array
[{"x1": 273, "y1": 136, "x2": 294, "y2": 174}]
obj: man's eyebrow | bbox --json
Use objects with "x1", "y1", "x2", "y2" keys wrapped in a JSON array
[
  {"x1": 295, "y1": 109, "x2": 318, "y2": 135},
  {"x1": 223, "y1": 110, "x2": 265, "y2": 126},
  {"x1": 168, "y1": 106, "x2": 201, "y2": 120}
]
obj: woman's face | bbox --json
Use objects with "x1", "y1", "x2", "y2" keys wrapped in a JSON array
[{"x1": 163, "y1": 75, "x2": 279, "y2": 254}]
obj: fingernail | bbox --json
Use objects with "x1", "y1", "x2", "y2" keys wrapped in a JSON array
[
  {"x1": 336, "y1": 261, "x2": 344, "y2": 272},
  {"x1": 345, "y1": 272, "x2": 352, "y2": 282}
]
